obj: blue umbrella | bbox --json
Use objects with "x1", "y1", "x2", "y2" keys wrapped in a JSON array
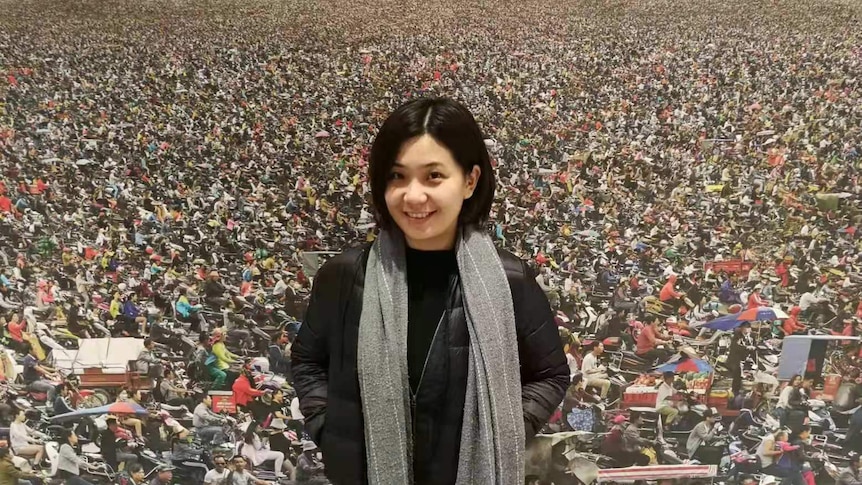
[
  {"x1": 702, "y1": 312, "x2": 744, "y2": 331},
  {"x1": 51, "y1": 401, "x2": 149, "y2": 423}
]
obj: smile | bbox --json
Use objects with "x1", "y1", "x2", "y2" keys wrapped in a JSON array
[{"x1": 405, "y1": 211, "x2": 435, "y2": 219}]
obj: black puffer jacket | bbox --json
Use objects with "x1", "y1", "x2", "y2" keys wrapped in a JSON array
[{"x1": 292, "y1": 243, "x2": 569, "y2": 485}]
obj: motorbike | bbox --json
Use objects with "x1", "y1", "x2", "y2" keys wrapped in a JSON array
[{"x1": 149, "y1": 320, "x2": 196, "y2": 359}]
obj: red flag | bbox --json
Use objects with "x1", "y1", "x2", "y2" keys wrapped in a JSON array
[
  {"x1": 6, "y1": 75, "x2": 16, "y2": 87},
  {"x1": 433, "y1": 70, "x2": 442, "y2": 81}
]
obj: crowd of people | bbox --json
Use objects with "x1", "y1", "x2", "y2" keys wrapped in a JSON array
[{"x1": 2, "y1": 0, "x2": 862, "y2": 483}]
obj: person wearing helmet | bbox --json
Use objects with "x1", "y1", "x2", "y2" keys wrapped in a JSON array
[{"x1": 231, "y1": 365, "x2": 265, "y2": 411}]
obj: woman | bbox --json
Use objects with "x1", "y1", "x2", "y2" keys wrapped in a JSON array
[
  {"x1": 776, "y1": 374, "x2": 803, "y2": 424},
  {"x1": 56, "y1": 428, "x2": 96, "y2": 485},
  {"x1": 231, "y1": 365, "x2": 264, "y2": 411},
  {"x1": 6, "y1": 312, "x2": 28, "y2": 353},
  {"x1": 211, "y1": 328, "x2": 239, "y2": 373},
  {"x1": 757, "y1": 430, "x2": 792, "y2": 479},
  {"x1": 292, "y1": 97, "x2": 568, "y2": 484},
  {"x1": 10, "y1": 409, "x2": 45, "y2": 466},
  {"x1": 115, "y1": 388, "x2": 144, "y2": 437},
  {"x1": 108, "y1": 292, "x2": 122, "y2": 321},
  {"x1": 238, "y1": 423, "x2": 289, "y2": 480}
]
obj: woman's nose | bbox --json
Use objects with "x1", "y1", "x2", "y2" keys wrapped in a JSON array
[{"x1": 403, "y1": 180, "x2": 428, "y2": 204}]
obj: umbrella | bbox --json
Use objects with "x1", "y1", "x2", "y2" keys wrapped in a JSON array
[
  {"x1": 738, "y1": 307, "x2": 788, "y2": 321},
  {"x1": 656, "y1": 357, "x2": 713, "y2": 374},
  {"x1": 51, "y1": 401, "x2": 148, "y2": 423},
  {"x1": 314, "y1": 130, "x2": 331, "y2": 138},
  {"x1": 702, "y1": 312, "x2": 744, "y2": 331}
]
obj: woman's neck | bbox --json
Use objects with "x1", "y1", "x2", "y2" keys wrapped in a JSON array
[{"x1": 404, "y1": 225, "x2": 458, "y2": 251}]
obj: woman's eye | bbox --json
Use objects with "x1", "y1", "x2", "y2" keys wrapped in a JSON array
[
  {"x1": 388, "y1": 172, "x2": 403, "y2": 181},
  {"x1": 429, "y1": 172, "x2": 443, "y2": 180}
]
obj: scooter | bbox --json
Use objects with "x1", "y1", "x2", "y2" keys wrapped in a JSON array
[{"x1": 150, "y1": 320, "x2": 196, "y2": 359}]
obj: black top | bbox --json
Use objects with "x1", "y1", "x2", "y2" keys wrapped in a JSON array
[
  {"x1": 292, "y1": 243, "x2": 570, "y2": 485},
  {"x1": 406, "y1": 246, "x2": 457, "y2": 395},
  {"x1": 99, "y1": 428, "x2": 118, "y2": 467}
]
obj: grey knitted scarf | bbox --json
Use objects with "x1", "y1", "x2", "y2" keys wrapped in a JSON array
[{"x1": 357, "y1": 226, "x2": 525, "y2": 485}]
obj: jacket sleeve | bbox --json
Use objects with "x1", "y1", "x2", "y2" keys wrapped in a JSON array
[
  {"x1": 212, "y1": 343, "x2": 235, "y2": 365},
  {"x1": 291, "y1": 252, "x2": 355, "y2": 443},
  {"x1": 838, "y1": 469, "x2": 862, "y2": 485},
  {"x1": 511, "y1": 258, "x2": 570, "y2": 441}
]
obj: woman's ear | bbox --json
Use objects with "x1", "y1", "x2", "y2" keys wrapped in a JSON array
[{"x1": 464, "y1": 165, "x2": 481, "y2": 199}]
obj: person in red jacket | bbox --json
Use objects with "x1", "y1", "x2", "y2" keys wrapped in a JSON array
[
  {"x1": 232, "y1": 366, "x2": 264, "y2": 410},
  {"x1": 783, "y1": 306, "x2": 807, "y2": 336},
  {"x1": 776, "y1": 260, "x2": 790, "y2": 287},
  {"x1": 747, "y1": 285, "x2": 767, "y2": 309}
]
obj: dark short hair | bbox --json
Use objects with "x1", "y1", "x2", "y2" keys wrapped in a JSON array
[
  {"x1": 144, "y1": 338, "x2": 153, "y2": 348},
  {"x1": 368, "y1": 97, "x2": 495, "y2": 230},
  {"x1": 128, "y1": 463, "x2": 144, "y2": 474}
]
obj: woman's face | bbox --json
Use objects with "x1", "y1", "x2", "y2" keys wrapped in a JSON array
[{"x1": 385, "y1": 135, "x2": 479, "y2": 251}]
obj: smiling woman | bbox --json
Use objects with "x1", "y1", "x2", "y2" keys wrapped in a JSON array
[
  {"x1": 369, "y1": 97, "x2": 495, "y2": 249},
  {"x1": 292, "y1": 97, "x2": 569, "y2": 485}
]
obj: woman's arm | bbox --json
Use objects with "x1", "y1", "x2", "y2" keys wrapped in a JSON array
[
  {"x1": 292, "y1": 251, "x2": 358, "y2": 444},
  {"x1": 511, "y1": 259, "x2": 569, "y2": 441},
  {"x1": 212, "y1": 343, "x2": 235, "y2": 364},
  {"x1": 762, "y1": 438, "x2": 783, "y2": 457}
]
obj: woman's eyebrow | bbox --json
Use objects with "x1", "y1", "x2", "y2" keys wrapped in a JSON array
[{"x1": 393, "y1": 161, "x2": 443, "y2": 168}]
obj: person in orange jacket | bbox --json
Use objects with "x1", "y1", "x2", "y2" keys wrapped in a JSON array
[
  {"x1": 660, "y1": 274, "x2": 683, "y2": 302},
  {"x1": 783, "y1": 306, "x2": 807, "y2": 336}
]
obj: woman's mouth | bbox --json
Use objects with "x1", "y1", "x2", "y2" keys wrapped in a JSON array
[{"x1": 405, "y1": 211, "x2": 435, "y2": 220}]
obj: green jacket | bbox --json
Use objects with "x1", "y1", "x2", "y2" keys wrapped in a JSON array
[{"x1": 0, "y1": 458, "x2": 31, "y2": 485}]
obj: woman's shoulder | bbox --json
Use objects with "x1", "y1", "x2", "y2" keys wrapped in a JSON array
[
  {"x1": 314, "y1": 242, "x2": 372, "y2": 282},
  {"x1": 494, "y1": 247, "x2": 534, "y2": 283}
]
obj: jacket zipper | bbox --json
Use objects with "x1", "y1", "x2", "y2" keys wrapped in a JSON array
[{"x1": 411, "y1": 312, "x2": 446, "y2": 435}]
